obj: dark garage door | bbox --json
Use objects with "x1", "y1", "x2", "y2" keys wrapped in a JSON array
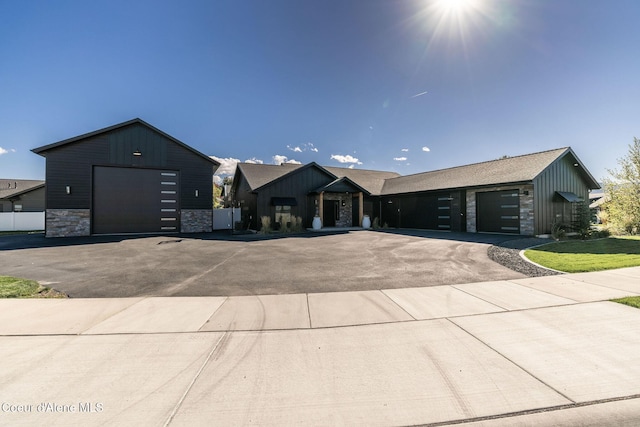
[
  {"x1": 93, "y1": 167, "x2": 180, "y2": 234},
  {"x1": 476, "y1": 190, "x2": 520, "y2": 234}
]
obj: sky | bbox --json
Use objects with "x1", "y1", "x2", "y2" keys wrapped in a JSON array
[{"x1": 1, "y1": 0, "x2": 638, "y2": 183}]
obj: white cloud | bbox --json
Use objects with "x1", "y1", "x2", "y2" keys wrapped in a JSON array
[
  {"x1": 210, "y1": 156, "x2": 241, "y2": 175},
  {"x1": 394, "y1": 157, "x2": 408, "y2": 162},
  {"x1": 348, "y1": 164, "x2": 355, "y2": 169},
  {"x1": 401, "y1": 148, "x2": 409, "y2": 152},
  {"x1": 0, "y1": 147, "x2": 14, "y2": 155},
  {"x1": 422, "y1": 146, "x2": 431, "y2": 152},
  {"x1": 244, "y1": 157, "x2": 263, "y2": 164},
  {"x1": 273, "y1": 155, "x2": 301, "y2": 165},
  {"x1": 213, "y1": 175, "x2": 223, "y2": 185},
  {"x1": 330, "y1": 154, "x2": 362, "y2": 165},
  {"x1": 288, "y1": 142, "x2": 318, "y2": 153}
]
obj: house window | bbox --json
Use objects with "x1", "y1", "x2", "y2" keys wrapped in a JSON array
[{"x1": 275, "y1": 205, "x2": 292, "y2": 225}]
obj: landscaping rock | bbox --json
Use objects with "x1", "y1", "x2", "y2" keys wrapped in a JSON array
[{"x1": 488, "y1": 237, "x2": 561, "y2": 277}]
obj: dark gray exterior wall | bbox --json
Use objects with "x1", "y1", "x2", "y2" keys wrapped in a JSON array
[
  {"x1": 232, "y1": 173, "x2": 258, "y2": 229},
  {"x1": 533, "y1": 153, "x2": 592, "y2": 234},
  {"x1": 44, "y1": 123, "x2": 213, "y2": 211},
  {"x1": 255, "y1": 166, "x2": 334, "y2": 229},
  {"x1": 39, "y1": 122, "x2": 215, "y2": 236}
]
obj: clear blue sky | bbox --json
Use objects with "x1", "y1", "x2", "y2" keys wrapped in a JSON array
[{"x1": 1, "y1": 0, "x2": 638, "y2": 182}]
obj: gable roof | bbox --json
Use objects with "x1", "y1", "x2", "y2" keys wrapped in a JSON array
[
  {"x1": 32, "y1": 118, "x2": 219, "y2": 166},
  {"x1": 236, "y1": 163, "x2": 305, "y2": 190},
  {"x1": 323, "y1": 167, "x2": 401, "y2": 195},
  {"x1": 381, "y1": 147, "x2": 600, "y2": 195},
  {"x1": 311, "y1": 176, "x2": 370, "y2": 195},
  {"x1": 235, "y1": 162, "x2": 400, "y2": 195},
  {"x1": 0, "y1": 179, "x2": 45, "y2": 200}
]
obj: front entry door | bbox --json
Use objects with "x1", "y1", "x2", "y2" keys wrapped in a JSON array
[{"x1": 323, "y1": 200, "x2": 337, "y2": 227}]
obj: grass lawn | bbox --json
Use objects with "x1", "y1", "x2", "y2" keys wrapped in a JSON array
[
  {"x1": 612, "y1": 296, "x2": 640, "y2": 309},
  {"x1": 0, "y1": 276, "x2": 66, "y2": 298},
  {"x1": 524, "y1": 236, "x2": 640, "y2": 273}
]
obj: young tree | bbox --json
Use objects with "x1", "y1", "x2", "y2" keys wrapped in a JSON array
[
  {"x1": 603, "y1": 137, "x2": 640, "y2": 234},
  {"x1": 213, "y1": 183, "x2": 223, "y2": 209}
]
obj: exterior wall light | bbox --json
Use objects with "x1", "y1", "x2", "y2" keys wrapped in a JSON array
[
  {"x1": 133, "y1": 149, "x2": 142, "y2": 157},
  {"x1": 195, "y1": 189, "x2": 199, "y2": 197},
  {"x1": 66, "y1": 186, "x2": 71, "y2": 195}
]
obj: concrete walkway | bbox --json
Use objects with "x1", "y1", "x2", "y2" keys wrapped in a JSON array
[{"x1": 1, "y1": 267, "x2": 640, "y2": 426}]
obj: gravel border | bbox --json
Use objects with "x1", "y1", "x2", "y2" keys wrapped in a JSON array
[{"x1": 488, "y1": 237, "x2": 562, "y2": 277}]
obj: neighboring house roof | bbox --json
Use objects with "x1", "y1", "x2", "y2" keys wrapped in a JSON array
[
  {"x1": 236, "y1": 162, "x2": 400, "y2": 195},
  {"x1": 0, "y1": 179, "x2": 45, "y2": 200},
  {"x1": 32, "y1": 118, "x2": 220, "y2": 166},
  {"x1": 381, "y1": 147, "x2": 600, "y2": 195}
]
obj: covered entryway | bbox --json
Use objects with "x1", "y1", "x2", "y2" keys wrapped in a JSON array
[
  {"x1": 92, "y1": 166, "x2": 180, "y2": 234},
  {"x1": 313, "y1": 177, "x2": 368, "y2": 228},
  {"x1": 476, "y1": 190, "x2": 520, "y2": 234}
]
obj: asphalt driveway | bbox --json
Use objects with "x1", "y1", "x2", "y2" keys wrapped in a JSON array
[{"x1": 0, "y1": 230, "x2": 527, "y2": 298}]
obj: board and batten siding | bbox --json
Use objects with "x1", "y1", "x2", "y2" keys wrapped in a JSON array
[
  {"x1": 256, "y1": 166, "x2": 335, "y2": 228},
  {"x1": 166, "y1": 142, "x2": 213, "y2": 210},
  {"x1": 232, "y1": 173, "x2": 258, "y2": 229},
  {"x1": 45, "y1": 136, "x2": 110, "y2": 209},
  {"x1": 533, "y1": 153, "x2": 591, "y2": 234},
  {"x1": 44, "y1": 122, "x2": 214, "y2": 211}
]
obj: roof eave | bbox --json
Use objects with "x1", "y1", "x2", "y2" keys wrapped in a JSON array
[
  {"x1": 32, "y1": 118, "x2": 219, "y2": 167},
  {"x1": 253, "y1": 162, "x2": 336, "y2": 192}
]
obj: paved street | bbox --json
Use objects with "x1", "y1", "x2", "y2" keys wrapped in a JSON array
[{"x1": 0, "y1": 267, "x2": 639, "y2": 426}]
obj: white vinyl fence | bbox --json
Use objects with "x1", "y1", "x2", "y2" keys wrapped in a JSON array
[
  {"x1": 212, "y1": 208, "x2": 241, "y2": 230},
  {"x1": 0, "y1": 212, "x2": 45, "y2": 232}
]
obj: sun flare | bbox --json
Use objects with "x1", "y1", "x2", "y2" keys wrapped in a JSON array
[{"x1": 434, "y1": 0, "x2": 479, "y2": 14}]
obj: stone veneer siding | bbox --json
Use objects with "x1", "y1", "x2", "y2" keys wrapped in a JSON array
[
  {"x1": 181, "y1": 209, "x2": 213, "y2": 233},
  {"x1": 45, "y1": 209, "x2": 91, "y2": 237},
  {"x1": 322, "y1": 193, "x2": 352, "y2": 227},
  {"x1": 466, "y1": 184, "x2": 535, "y2": 235}
]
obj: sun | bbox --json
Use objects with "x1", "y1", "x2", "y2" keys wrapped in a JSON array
[{"x1": 434, "y1": 0, "x2": 479, "y2": 14}]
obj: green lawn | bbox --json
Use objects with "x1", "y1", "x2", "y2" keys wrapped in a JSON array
[
  {"x1": 524, "y1": 236, "x2": 640, "y2": 273},
  {"x1": 612, "y1": 296, "x2": 640, "y2": 309},
  {"x1": 0, "y1": 276, "x2": 66, "y2": 298}
]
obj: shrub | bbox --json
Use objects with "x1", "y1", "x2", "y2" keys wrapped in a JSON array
[
  {"x1": 372, "y1": 217, "x2": 380, "y2": 230},
  {"x1": 292, "y1": 216, "x2": 304, "y2": 232},
  {"x1": 551, "y1": 220, "x2": 566, "y2": 240},
  {"x1": 260, "y1": 216, "x2": 272, "y2": 234}
]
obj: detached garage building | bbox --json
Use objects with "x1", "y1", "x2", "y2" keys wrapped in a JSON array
[{"x1": 33, "y1": 118, "x2": 219, "y2": 237}]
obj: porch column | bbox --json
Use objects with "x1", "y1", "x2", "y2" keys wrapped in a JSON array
[
  {"x1": 319, "y1": 191, "x2": 324, "y2": 226},
  {"x1": 358, "y1": 192, "x2": 364, "y2": 227}
]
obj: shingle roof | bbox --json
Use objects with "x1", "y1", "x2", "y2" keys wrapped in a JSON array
[
  {"x1": 380, "y1": 147, "x2": 597, "y2": 195},
  {"x1": 236, "y1": 163, "x2": 400, "y2": 195},
  {"x1": 236, "y1": 163, "x2": 304, "y2": 190},
  {"x1": 323, "y1": 167, "x2": 401, "y2": 195},
  {"x1": 0, "y1": 179, "x2": 45, "y2": 200},
  {"x1": 235, "y1": 147, "x2": 599, "y2": 197}
]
